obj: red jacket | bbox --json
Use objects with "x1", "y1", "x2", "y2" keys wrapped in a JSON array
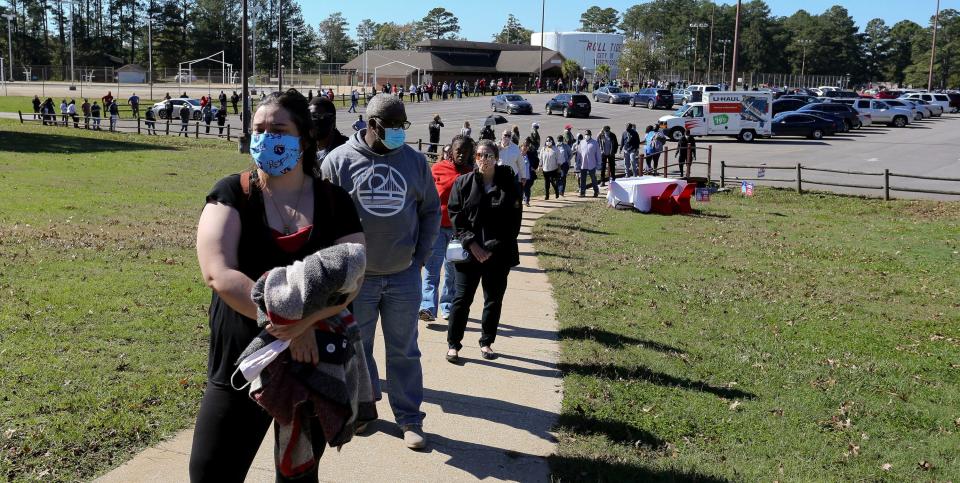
[{"x1": 432, "y1": 160, "x2": 472, "y2": 228}]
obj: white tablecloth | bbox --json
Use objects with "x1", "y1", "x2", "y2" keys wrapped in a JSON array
[{"x1": 606, "y1": 176, "x2": 687, "y2": 213}]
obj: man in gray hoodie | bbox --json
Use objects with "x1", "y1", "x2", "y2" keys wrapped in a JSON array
[{"x1": 320, "y1": 94, "x2": 440, "y2": 450}]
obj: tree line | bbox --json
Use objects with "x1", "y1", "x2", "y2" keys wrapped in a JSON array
[{"x1": 0, "y1": 1, "x2": 954, "y2": 88}]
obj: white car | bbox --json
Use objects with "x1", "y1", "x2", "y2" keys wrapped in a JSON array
[
  {"x1": 901, "y1": 97, "x2": 943, "y2": 117},
  {"x1": 899, "y1": 99, "x2": 935, "y2": 119},
  {"x1": 149, "y1": 98, "x2": 219, "y2": 120},
  {"x1": 880, "y1": 99, "x2": 923, "y2": 121},
  {"x1": 900, "y1": 92, "x2": 953, "y2": 113},
  {"x1": 844, "y1": 99, "x2": 913, "y2": 128}
]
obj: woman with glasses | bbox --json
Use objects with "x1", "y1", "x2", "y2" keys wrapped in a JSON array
[{"x1": 445, "y1": 140, "x2": 523, "y2": 362}]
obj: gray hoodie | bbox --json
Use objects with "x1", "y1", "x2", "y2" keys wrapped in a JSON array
[{"x1": 321, "y1": 130, "x2": 440, "y2": 276}]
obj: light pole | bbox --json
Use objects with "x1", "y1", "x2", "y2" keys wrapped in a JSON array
[
  {"x1": 148, "y1": 0, "x2": 153, "y2": 99},
  {"x1": 797, "y1": 39, "x2": 812, "y2": 84},
  {"x1": 928, "y1": 0, "x2": 940, "y2": 91},
  {"x1": 730, "y1": 0, "x2": 742, "y2": 90},
  {"x1": 538, "y1": 0, "x2": 545, "y2": 88},
  {"x1": 240, "y1": 0, "x2": 250, "y2": 153},
  {"x1": 689, "y1": 22, "x2": 708, "y2": 83},
  {"x1": 277, "y1": 0, "x2": 283, "y2": 92},
  {"x1": 68, "y1": 0, "x2": 75, "y2": 89},
  {"x1": 2, "y1": 13, "x2": 14, "y2": 81},
  {"x1": 719, "y1": 39, "x2": 730, "y2": 88},
  {"x1": 707, "y1": 2, "x2": 715, "y2": 83}
]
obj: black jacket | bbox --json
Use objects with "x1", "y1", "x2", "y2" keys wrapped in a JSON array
[
  {"x1": 599, "y1": 130, "x2": 618, "y2": 155},
  {"x1": 428, "y1": 120, "x2": 444, "y2": 143},
  {"x1": 448, "y1": 165, "x2": 523, "y2": 268}
]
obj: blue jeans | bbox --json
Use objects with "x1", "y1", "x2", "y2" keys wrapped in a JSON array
[
  {"x1": 420, "y1": 227, "x2": 456, "y2": 318},
  {"x1": 624, "y1": 149, "x2": 640, "y2": 177},
  {"x1": 579, "y1": 168, "x2": 598, "y2": 195},
  {"x1": 353, "y1": 264, "x2": 425, "y2": 426},
  {"x1": 558, "y1": 164, "x2": 570, "y2": 195}
]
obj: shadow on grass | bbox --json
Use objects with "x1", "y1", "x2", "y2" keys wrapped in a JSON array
[
  {"x1": 0, "y1": 130, "x2": 179, "y2": 153},
  {"x1": 541, "y1": 222, "x2": 612, "y2": 235},
  {"x1": 549, "y1": 455, "x2": 730, "y2": 483},
  {"x1": 558, "y1": 326, "x2": 684, "y2": 353},
  {"x1": 558, "y1": 362, "x2": 755, "y2": 400},
  {"x1": 555, "y1": 413, "x2": 664, "y2": 448}
]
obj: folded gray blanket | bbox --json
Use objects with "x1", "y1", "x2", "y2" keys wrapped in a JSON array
[{"x1": 251, "y1": 242, "x2": 366, "y2": 326}]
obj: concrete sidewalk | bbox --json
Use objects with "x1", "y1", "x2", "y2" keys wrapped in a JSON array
[{"x1": 96, "y1": 196, "x2": 587, "y2": 483}]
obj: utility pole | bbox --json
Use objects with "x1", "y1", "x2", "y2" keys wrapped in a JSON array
[
  {"x1": 2, "y1": 13, "x2": 14, "y2": 81},
  {"x1": 69, "y1": 0, "x2": 75, "y2": 88},
  {"x1": 240, "y1": 0, "x2": 250, "y2": 153},
  {"x1": 927, "y1": 0, "x2": 940, "y2": 91},
  {"x1": 730, "y1": 0, "x2": 742, "y2": 90},
  {"x1": 719, "y1": 39, "x2": 730, "y2": 87},
  {"x1": 798, "y1": 39, "x2": 812, "y2": 83}
]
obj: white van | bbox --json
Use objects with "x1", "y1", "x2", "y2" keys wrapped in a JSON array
[
  {"x1": 658, "y1": 91, "x2": 773, "y2": 142},
  {"x1": 900, "y1": 92, "x2": 954, "y2": 113}
]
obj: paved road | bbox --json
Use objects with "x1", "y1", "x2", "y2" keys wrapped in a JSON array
[{"x1": 6, "y1": 90, "x2": 959, "y2": 200}]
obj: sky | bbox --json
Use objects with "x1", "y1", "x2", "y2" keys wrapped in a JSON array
[{"x1": 300, "y1": 1, "x2": 941, "y2": 43}]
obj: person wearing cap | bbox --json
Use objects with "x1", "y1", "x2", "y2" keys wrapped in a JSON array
[
  {"x1": 320, "y1": 94, "x2": 441, "y2": 450},
  {"x1": 562, "y1": 124, "x2": 575, "y2": 146},
  {"x1": 428, "y1": 115, "x2": 444, "y2": 155}
]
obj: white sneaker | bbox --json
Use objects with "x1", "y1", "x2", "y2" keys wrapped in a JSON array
[{"x1": 402, "y1": 424, "x2": 426, "y2": 450}]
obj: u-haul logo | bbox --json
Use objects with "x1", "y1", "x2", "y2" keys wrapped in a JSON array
[{"x1": 712, "y1": 96, "x2": 741, "y2": 102}]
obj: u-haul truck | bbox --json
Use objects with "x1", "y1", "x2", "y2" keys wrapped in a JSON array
[{"x1": 658, "y1": 91, "x2": 773, "y2": 142}]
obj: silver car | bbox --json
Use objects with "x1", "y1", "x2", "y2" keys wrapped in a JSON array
[
  {"x1": 592, "y1": 86, "x2": 632, "y2": 104},
  {"x1": 490, "y1": 94, "x2": 533, "y2": 114},
  {"x1": 150, "y1": 98, "x2": 218, "y2": 120}
]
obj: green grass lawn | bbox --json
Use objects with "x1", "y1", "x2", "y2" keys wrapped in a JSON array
[
  {"x1": 0, "y1": 120, "x2": 249, "y2": 481},
  {"x1": 534, "y1": 190, "x2": 960, "y2": 481}
]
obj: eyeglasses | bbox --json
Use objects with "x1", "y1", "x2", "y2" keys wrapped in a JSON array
[
  {"x1": 476, "y1": 153, "x2": 497, "y2": 161},
  {"x1": 371, "y1": 117, "x2": 411, "y2": 130}
]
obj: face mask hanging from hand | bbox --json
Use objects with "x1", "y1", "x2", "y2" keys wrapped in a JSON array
[{"x1": 251, "y1": 132, "x2": 301, "y2": 176}]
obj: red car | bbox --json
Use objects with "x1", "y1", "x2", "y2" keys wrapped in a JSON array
[{"x1": 874, "y1": 90, "x2": 902, "y2": 99}]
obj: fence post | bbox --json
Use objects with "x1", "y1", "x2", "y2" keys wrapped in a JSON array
[
  {"x1": 195, "y1": 121, "x2": 199, "y2": 138},
  {"x1": 227, "y1": 124, "x2": 231, "y2": 141},
  {"x1": 720, "y1": 160, "x2": 725, "y2": 187},
  {"x1": 663, "y1": 146, "x2": 669, "y2": 177},
  {"x1": 883, "y1": 169, "x2": 890, "y2": 201},
  {"x1": 706, "y1": 145, "x2": 712, "y2": 183},
  {"x1": 796, "y1": 163, "x2": 802, "y2": 194},
  {"x1": 18, "y1": 110, "x2": 23, "y2": 124},
  {"x1": 418, "y1": 139, "x2": 423, "y2": 152},
  {"x1": 165, "y1": 119, "x2": 170, "y2": 136},
  {"x1": 137, "y1": 117, "x2": 141, "y2": 135}
]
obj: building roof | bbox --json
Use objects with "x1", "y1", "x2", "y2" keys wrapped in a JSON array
[
  {"x1": 343, "y1": 45, "x2": 564, "y2": 76},
  {"x1": 117, "y1": 64, "x2": 146, "y2": 72}
]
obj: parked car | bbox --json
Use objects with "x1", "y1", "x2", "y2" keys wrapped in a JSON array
[
  {"x1": 592, "y1": 86, "x2": 632, "y2": 104},
  {"x1": 149, "y1": 98, "x2": 217, "y2": 120},
  {"x1": 673, "y1": 88, "x2": 694, "y2": 105},
  {"x1": 910, "y1": 98, "x2": 943, "y2": 117},
  {"x1": 874, "y1": 90, "x2": 903, "y2": 99},
  {"x1": 772, "y1": 98, "x2": 808, "y2": 115},
  {"x1": 772, "y1": 112, "x2": 836, "y2": 139},
  {"x1": 900, "y1": 92, "x2": 950, "y2": 114},
  {"x1": 630, "y1": 88, "x2": 674, "y2": 109},
  {"x1": 798, "y1": 102, "x2": 861, "y2": 130},
  {"x1": 878, "y1": 99, "x2": 921, "y2": 121},
  {"x1": 687, "y1": 84, "x2": 721, "y2": 93},
  {"x1": 545, "y1": 94, "x2": 592, "y2": 118},
  {"x1": 780, "y1": 94, "x2": 819, "y2": 104},
  {"x1": 490, "y1": 94, "x2": 533, "y2": 114},
  {"x1": 821, "y1": 90, "x2": 860, "y2": 99},
  {"x1": 843, "y1": 99, "x2": 912, "y2": 127}
]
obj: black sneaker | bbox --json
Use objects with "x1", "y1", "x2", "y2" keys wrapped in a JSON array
[{"x1": 418, "y1": 309, "x2": 435, "y2": 322}]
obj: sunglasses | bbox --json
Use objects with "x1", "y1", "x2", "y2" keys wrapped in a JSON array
[{"x1": 476, "y1": 153, "x2": 497, "y2": 160}]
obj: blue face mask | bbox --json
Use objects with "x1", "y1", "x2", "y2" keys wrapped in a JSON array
[
  {"x1": 381, "y1": 127, "x2": 406, "y2": 150},
  {"x1": 251, "y1": 132, "x2": 301, "y2": 176}
]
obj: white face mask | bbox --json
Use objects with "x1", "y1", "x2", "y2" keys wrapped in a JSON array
[{"x1": 230, "y1": 338, "x2": 290, "y2": 390}]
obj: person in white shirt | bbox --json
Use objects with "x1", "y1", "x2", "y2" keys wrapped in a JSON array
[
  {"x1": 460, "y1": 121, "x2": 472, "y2": 138},
  {"x1": 538, "y1": 136, "x2": 561, "y2": 200},
  {"x1": 497, "y1": 129, "x2": 525, "y2": 188},
  {"x1": 60, "y1": 100, "x2": 68, "y2": 126},
  {"x1": 67, "y1": 100, "x2": 78, "y2": 128}
]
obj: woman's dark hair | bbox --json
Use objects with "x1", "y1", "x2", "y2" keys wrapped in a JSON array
[
  {"x1": 450, "y1": 134, "x2": 476, "y2": 157},
  {"x1": 645, "y1": 125, "x2": 654, "y2": 133},
  {"x1": 545, "y1": 136, "x2": 555, "y2": 145},
  {"x1": 476, "y1": 139, "x2": 499, "y2": 158},
  {"x1": 258, "y1": 89, "x2": 318, "y2": 175}
]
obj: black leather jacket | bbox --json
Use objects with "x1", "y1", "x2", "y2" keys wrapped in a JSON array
[{"x1": 448, "y1": 165, "x2": 523, "y2": 267}]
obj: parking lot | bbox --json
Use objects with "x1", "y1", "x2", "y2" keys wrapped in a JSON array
[{"x1": 385, "y1": 92, "x2": 960, "y2": 200}]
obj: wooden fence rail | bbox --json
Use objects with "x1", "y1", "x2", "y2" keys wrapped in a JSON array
[{"x1": 720, "y1": 161, "x2": 960, "y2": 199}]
